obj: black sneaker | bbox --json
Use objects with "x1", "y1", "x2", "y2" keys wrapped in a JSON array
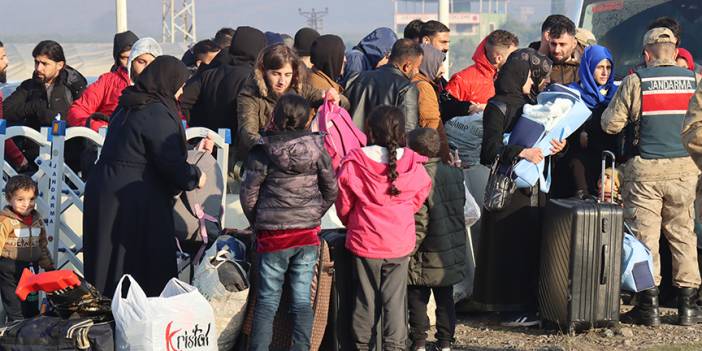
[{"x1": 500, "y1": 312, "x2": 540, "y2": 327}]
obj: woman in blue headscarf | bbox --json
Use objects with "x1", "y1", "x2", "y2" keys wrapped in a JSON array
[{"x1": 569, "y1": 44, "x2": 619, "y2": 195}]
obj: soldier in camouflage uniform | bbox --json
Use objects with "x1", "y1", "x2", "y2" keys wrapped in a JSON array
[{"x1": 602, "y1": 28, "x2": 701, "y2": 327}]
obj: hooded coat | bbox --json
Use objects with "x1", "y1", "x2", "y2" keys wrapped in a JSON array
[
  {"x1": 341, "y1": 28, "x2": 398, "y2": 85},
  {"x1": 240, "y1": 131, "x2": 337, "y2": 231},
  {"x1": 180, "y1": 27, "x2": 267, "y2": 135},
  {"x1": 236, "y1": 62, "x2": 325, "y2": 160},
  {"x1": 111, "y1": 31, "x2": 139, "y2": 71},
  {"x1": 445, "y1": 36, "x2": 497, "y2": 105},
  {"x1": 335, "y1": 147, "x2": 432, "y2": 259},
  {"x1": 83, "y1": 56, "x2": 201, "y2": 297}
]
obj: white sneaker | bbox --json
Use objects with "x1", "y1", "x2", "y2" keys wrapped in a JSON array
[{"x1": 500, "y1": 312, "x2": 540, "y2": 327}]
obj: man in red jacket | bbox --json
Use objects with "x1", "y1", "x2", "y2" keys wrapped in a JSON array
[
  {"x1": 0, "y1": 40, "x2": 29, "y2": 170},
  {"x1": 445, "y1": 30, "x2": 518, "y2": 114},
  {"x1": 67, "y1": 31, "x2": 138, "y2": 132}
]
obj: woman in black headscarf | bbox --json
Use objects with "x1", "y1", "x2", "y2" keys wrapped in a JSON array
[
  {"x1": 83, "y1": 56, "x2": 209, "y2": 297},
  {"x1": 473, "y1": 48, "x2": 564, "y2": 327},
  {"x1": 308, "y1": 34, "x2": 350, "y2": 110}
]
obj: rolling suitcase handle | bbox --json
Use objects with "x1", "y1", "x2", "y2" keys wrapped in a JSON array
[
  {"x1": 599, "y1": 150, "x2": 616, "y2": 285},
  {"x1": 599, "y1": 150, "x2": 616, "y2": 204}
]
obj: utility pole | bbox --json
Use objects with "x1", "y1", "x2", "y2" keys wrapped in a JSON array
[
  {"x1": 162, "y1": 0, "x2": 197, "y2": 44},
  {"x1": 439, "y1": 0, "x2": 450, "y2": 78},
  {"x1": 116, "y1": 0, "x2": 128, "y2": 33},
  {"x1": 298, "y1": 8, "x2": 329, "y2": 32}
]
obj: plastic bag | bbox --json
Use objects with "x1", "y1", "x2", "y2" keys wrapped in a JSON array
[
  {"x1": 112, "y1": 275, "x2": 217, "y2": 351},
  {"x1": 192, "y1": 237, "x2": 249, "y2": 351},
  {"x1": 464, "y1": 183, "x2": 481, "y2": 227}
]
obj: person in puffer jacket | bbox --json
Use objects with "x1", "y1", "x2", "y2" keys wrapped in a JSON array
[
  {"x1": 239, "y1": 94, "x2": 338, "y2": 351},
  {"x1": 0, "y1": 175, "x2": 54, "y2": 322},
  {"x1": 406, "y1": 128, "x2": 467, "y2": 351},
  {"x1": 336, "y1": 105, "x2": 432, "y2": 351}
]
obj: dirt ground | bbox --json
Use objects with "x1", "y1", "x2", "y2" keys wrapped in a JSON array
[{"x1": 443, "y1": 307, "x2": 702, "y2": 351}]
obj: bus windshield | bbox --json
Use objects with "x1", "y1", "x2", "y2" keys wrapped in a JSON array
[{"x1": 580, "y1": 0, "x2": 702, "y2": 79}]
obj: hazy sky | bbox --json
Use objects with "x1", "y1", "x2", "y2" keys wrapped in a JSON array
[{"x1": 0, "y1": 0, "x2": 559, "y2": 42}]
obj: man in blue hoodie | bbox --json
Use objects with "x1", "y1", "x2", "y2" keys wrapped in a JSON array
[{"x1": 341, "y1": 27, "x2": 398, "y2": 85}]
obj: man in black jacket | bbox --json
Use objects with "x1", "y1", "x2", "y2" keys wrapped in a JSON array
[
  {"x1": 344, "y1": 39, "x2": 423, "y2": 132},
  {"x1": 3, "y1": 40, "x2": 87, "y2": 170}
]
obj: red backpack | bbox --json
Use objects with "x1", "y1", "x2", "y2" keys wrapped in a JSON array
[{"x1": 312, "y1": 95, "x2": 367, "y2": 171}]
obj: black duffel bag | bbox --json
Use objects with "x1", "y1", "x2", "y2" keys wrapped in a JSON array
[{"x1": 0, "y1": 316, "x2": 114, "y2": 351}]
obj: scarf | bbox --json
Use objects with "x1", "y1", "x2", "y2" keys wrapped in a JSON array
[
  {"x1": 119, "y1": 55, "x2": 189, "y2": 114},
  {"x1": 569, "y1": 45, "x2": 617, "y2": 109},
  {"x1": 310, "y1": 34, "x2": 346, "y2": 82},
  {"x1": 419, "y1": 44, "x2": 446, "y2": 83}
]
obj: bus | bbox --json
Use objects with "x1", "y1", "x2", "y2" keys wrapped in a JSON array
[{"x1": 578, "y1": 0, "x2": 702, "y2": 80}]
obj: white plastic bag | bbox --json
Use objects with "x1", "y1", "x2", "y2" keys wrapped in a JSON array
[
  {"x1": 464, "y1": 184, "x2": 481, "y2": 227},
  {"x1": 193, "y1": 242, "x2": 249, "y2": 351},
  {"x1": 112, "y1": 275, "x2": 217, "y2": 351}
]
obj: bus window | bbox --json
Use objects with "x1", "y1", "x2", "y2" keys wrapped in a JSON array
[{"x1": 580, "y1": 0, "x2": 702, "y2": 79}]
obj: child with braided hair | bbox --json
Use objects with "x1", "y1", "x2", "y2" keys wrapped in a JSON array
[{"x1": 336, "y1": 105, "x2": 432, "y2": 351}]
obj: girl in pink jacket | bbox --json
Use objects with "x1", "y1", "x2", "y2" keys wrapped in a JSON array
[{"x1": 336, "y1": 105, "x2": 432, "y2": 350}]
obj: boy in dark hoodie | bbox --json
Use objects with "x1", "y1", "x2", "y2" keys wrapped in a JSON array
[
  {"x1": 407, "y1": 128, "x2": 467, "y2": 351},
  {"x1": 240, "y1": 94, "x2": 338, "y2": 351},
  {"x1": 0, "y1": 175, "x2": 54, "y2": 322}
]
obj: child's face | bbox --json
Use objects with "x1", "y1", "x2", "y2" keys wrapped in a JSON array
[
  {"x1": 8, "y1": 188, "x2": 36, "y2": 216},
  {"x1": 598, "y1": 174, "x2": 619, "y2": 197}
]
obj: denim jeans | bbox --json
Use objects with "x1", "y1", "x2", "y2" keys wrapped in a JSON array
[{"x1": 249, "y1": 245, "x2": 318, "y2": 351}]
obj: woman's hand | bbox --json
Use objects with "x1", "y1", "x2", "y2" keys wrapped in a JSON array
[
  {"x1": 325, "y1": 88, "x2": 341, "y2": 105},
  {"x1": 519, "y1": 147, "x2": 544, "y2": 164},
  {"x1": 197, "y1": 134, "x2": 215, "y2": 154},
  {"x1": 550, "y1": 138, "x2": 567, "y2": 155},
  {"x1": 198, "y1": 172, "x2": 207, "y2": 189},
  {"x1": 468, "y1": 102, "x2": 486, "y2": 115}
]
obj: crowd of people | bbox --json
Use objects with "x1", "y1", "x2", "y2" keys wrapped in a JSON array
[{"x1": 0, "y1": 12, "x2": 702, "y2": 351}]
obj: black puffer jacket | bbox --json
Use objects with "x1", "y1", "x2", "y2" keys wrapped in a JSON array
[
  {"x1": 180, "y1": 26, "x2": 266, "y2": 133},
  {"x1": 3, "y1": 65, "x2": 87, "y2": 130},
  {"x1": 409, "y1": 159, "x2": 467, "y2": 287},
  {"x1": 239, "y1": 131, "x2": 338, "y2": 230},
  {"x1": 343, "y1": 64, "x2": 420, "y2": 132}
]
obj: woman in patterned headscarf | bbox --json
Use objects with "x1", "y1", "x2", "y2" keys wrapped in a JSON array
[{"x1": 473, "y1": 48, "x2": 564, "y2": 327}]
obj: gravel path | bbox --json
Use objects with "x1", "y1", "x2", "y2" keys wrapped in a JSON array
[{"x1": 444, "y1": 307, "x2": 702, "y2": 351}]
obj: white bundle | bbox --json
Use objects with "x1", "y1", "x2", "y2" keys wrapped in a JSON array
[{"x1": 523, "y1": 98, "x2": 574, "y2": 132}]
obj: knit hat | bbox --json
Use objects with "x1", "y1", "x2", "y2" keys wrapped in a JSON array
[{"x1": 294, "y1": 28, "x2": 320, "y2": 56}]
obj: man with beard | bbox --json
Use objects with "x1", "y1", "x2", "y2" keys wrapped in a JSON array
[
  {"x1": 3, "y1": 40, "x2": 86, "y2": 171},
  {"x1": 344, "y1": 39, "x2": 423, "y2": 132}
]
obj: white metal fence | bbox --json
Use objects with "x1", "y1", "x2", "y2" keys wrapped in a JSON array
[{"x1": 0, "y1": 120, "x2": 231, "y2": 273}]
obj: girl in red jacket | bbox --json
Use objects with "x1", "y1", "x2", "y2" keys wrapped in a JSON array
[{"x1": 336, "y1": 105, "x2": 432, "y2": 351}]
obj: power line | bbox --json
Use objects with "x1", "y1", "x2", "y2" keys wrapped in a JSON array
[{"x1": 298, "y1": 7, "x2": 329, "y2": 32}]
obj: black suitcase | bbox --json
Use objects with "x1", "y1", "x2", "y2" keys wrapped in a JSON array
[
  {"x1": 0, "y1": 316, "x2": 115, "y2": 351},
  {"x1": 538, "y1": 151, "x2": 624, "y2": 333},
  {"x1": 319, "y1": 229, "x2": 355, "y2": 351}
]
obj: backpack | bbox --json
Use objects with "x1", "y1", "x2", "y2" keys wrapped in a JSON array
[
  {"x1": 311, "y1": 94, "x2": 367, "y2": 171},
  {"x1": 173, "y1": 150, "x2": 225, "y2": 263}
]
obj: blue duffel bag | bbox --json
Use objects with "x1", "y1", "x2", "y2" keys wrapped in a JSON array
[{"x1": 621, "y1": 224, "x2": 655, "y2": 293}]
